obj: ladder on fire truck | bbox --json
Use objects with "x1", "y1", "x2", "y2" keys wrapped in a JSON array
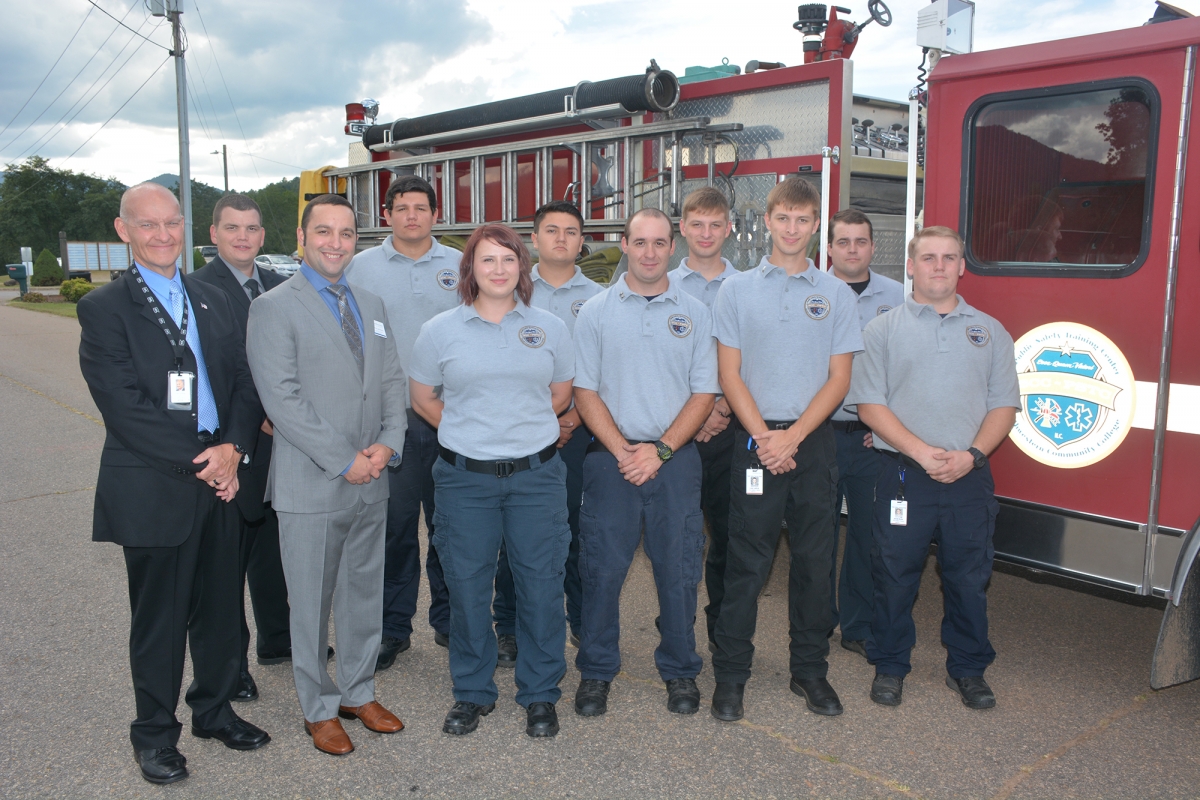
[{"x1": 320, "y1": 115, "x2": 744, "y2": 244}]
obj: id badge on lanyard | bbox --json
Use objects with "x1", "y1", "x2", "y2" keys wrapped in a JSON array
[
  {"x1": 746, "y1": 437, "x2": 763, "y2": 495},
  {"x1": 890, "y1": 465, "x2": 908, "y2": 526},
  {"x1": 167, "y1": 371, "x2": 194, "y2": 410}
]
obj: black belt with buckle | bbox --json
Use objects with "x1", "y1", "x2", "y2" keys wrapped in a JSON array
[
  {"x1": 877, "y1": 448, "x2": 925, "y2": 474},
  {"x1": 439, "y1": 442, "x2": 557, "y2": 478},
  {"x1": 830, "y1": 419, "x2": 869, "y2": 434},
  {"x1": 197, "y1": 428, "x2": 221, "y2": 444}
]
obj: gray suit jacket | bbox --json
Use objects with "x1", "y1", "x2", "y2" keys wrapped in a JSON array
[{"x1": 246, "y1": 271, "x2": 406, "y2": 513}]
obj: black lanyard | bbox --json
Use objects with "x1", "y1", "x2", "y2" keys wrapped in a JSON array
[{"x1": 129, "y1": 264, "x2": 190, "y2": 369}]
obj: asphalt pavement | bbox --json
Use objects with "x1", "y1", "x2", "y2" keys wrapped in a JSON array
[{"x1": 1, "y1": 298, "x2": 1198, "y2": 799}]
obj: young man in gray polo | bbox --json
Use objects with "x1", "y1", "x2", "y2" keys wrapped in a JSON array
[
  {"x1": 346, "y1": 176, "x2": 457, "y2": 668},
  {"x1": 847, "y1": 225, "x2": 1018, "y2": 710},
  {"x1": 826, "y1": 208, "x2": 904, "y2": 659},
  {"x1": 492, "y1": 200, "x2": 603, "y2": 661},
  {"x1": 669, "y1": 187, "x2": 739, "y2": 652},
  {"x1": 710, "y1": 177, "x2": 863, "y2": 722},
  {"x1": 572, "y1": 208, "x2": 718, "y2": 718}
]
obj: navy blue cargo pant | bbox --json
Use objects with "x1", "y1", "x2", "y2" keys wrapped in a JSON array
[
  {"x1": 494, "y1": 421, "x2": 589, "y2": 640},
  {"x1": 867, "y1": 456, "x2": 999, "y2": 679},
  {"x1": 432, "y1": 452, "x2": 570, "y2": 707},
  {"x1": 576, "y1": 442, "x2": 704, "y2": 683},
  {"x1": 829, "y1": 426, "x2": 883, "y2": 643},
  {"x1": 382, "y1": 409, "x2": 450, "y2": 641}
]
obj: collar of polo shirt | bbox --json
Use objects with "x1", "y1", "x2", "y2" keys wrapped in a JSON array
[
  {"x1": 758, "y1": 257, "x2": 820, "y2": 284},
  {"x1": 614, "y1": 273, "x2": 681, "y2": 304},
  {"x1": 383, "y1": 234, "x2": 449, "y2": 264},
  {"x1": 462, "y1": 301, "x2": 530, "y2": 322},
  {"x1": 905, "y1": 294, "x2": 973, "y2": 319},
  {"x1": 531, "y1": 264, "x2": 589, "y2": 288},
  {"x1": 676, "y1": 257, "x2": 737, "y2": 281}
]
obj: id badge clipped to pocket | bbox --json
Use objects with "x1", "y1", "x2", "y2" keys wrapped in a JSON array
[
  {"x1": 168, "y1": 371, "x2": 194, "y2": 411},
  {"x1": 889, "y1": 465, "x2": 908, "y2": 526},
  {"x1": 745, "y1": 436, "x2": 763, "y2": 495}
]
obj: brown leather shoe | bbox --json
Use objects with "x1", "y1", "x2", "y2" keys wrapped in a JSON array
[
  {"x1": 304, "y1": 717, "x2": 353, "y2": 755},
  {"x1": 338, "y1": 701, "x2": 404, "y2": 733}
]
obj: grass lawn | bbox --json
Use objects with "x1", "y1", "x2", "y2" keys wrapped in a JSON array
[{"x1": 6, "y1": 299, "x2": 79, "y2": 318}]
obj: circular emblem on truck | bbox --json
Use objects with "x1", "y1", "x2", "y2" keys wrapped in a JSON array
[
  {"x1": 518, "y1": 326, "x2": 546, "y2": 348},
  {"x1": 436, "y1": 269, "x2": 459, "y2": 290},
  {"x1": 1009, "y1": 322, "x2": 1136, "y2": 469},
  {"x1": 668, "y1": 314, "x2": 692, "y2": 337},
  {"x1": 804, "y1": 295, "x2": 830, "y2": 320}
]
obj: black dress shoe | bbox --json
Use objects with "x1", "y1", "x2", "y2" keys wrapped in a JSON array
[
  {"x1": 376, "y1": 635, "x2": 411, "y2": 671},
  {"x1": 434, "y1": 630, "x2": 450, "y2": 648},
  {"x1": 946, "y1": 675, "x2": 996, "y2": 709},
  {"x1": 568, "y1": 631, "x2": 581, "y2": 648},
  {"x1": 191, "y1": 716, "x2": 271, "y2": 750},
  {"x1": 496, "y1": 633, "x2": 517, "y2": 668},
  {"x1": 840, "y1": 638, "x2": 869, "y2": 659},
  {"x1": 574, "y1": 679, "x2": 610, "y2": 716},
  {"x1": 789, "y1": 676, "x2": 843, "y2": 716},
  {"x1": 232, "y1": 670, "x2": 258, "y2": 702},
  {"x1": 870, "y1": 674, "x2": 903, "y2": 706},
  {"x1": 442, "y1": 701, "x2": 494, "y2": 735},
  {"x1": 257, "y1": 645, "x2": 334, "y2": 666},
  {"x1": 135, "y1": 746, "x2": 187, "y2": 785},
  {"x1": 665, "y1": 678, "x2": 701, "y2": 714},
  {"x1": 710, "y1": 682, "x2": 745, "y2": 722},
  {"x1": 526, "y1": 702, "x2": 559, "y2": 737}
]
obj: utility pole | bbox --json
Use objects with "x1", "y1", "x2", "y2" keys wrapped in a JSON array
[
  {"x1": 152, "y1": 0, "x2": 192, "y2": 273},
  {"x1": 211, "y1": 145, "x2": 229, "y2": 192}
]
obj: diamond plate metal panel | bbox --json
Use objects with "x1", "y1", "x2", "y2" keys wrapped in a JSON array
[
  {"x1": 867, "y1": 214, "x2": 907, "y2": 284},
  {"x1": 665, "y1": 81, "x2": 831, "y2": 167}
]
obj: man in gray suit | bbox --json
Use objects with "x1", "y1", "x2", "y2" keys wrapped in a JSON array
[{"x1": 246, "y1": 194, "x2": 407, "y2": 755}]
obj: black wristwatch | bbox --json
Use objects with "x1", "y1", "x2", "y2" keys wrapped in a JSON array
[
  {"x1": 232, "y1": 443, "x2": 251, "y2": 469},
  {"x1": 967, "y1": 446, "x2": 987, "y2": 470},
  {"x1": 653, "y1": 440, "x2": 674, "y2": 463}
]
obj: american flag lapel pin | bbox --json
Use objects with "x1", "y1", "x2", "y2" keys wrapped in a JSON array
[{"x1": 200, "y1": 302, "x2": 208, "y2": 309}]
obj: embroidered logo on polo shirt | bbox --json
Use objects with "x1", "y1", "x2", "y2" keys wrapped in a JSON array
[
  {"x1": 436, "y1": 269, "x2": 458, "y2": 290},
  {"x1": 876, "y1": 305, "x2": 892, "y2": 316},
  {"x1": 519, "y1": 326, "x2": 546, "y2": 348},
  {"x1": 571, "y1": 299, "x2": 586, "y2": 317},
  {"x1": 668, "y1": 314, "x2": 693, "y2": 337},
  {"x1": 966, "y1": 325, "x2": 990, "y2": 347},
  {"x1": 804, "y1": 295, "x2": 830, "y2": 320}
]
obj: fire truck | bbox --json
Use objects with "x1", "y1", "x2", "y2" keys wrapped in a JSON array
[{"x1": 304, "y1": 0, "x2": 1200, "y2": 688}]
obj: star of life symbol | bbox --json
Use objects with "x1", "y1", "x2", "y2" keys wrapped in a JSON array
[{"x1": 1064, "y1": 402, "x2": 1094, "y2": 433}]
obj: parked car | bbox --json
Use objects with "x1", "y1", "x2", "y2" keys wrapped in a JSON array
[
  {"x1": 255, "y1": 253, "x2": 300, "y2": 277},
  {"x1": 199, "y1": 246, "x2": 219, "y2": 263}
]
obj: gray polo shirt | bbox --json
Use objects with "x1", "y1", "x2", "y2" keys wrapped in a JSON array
[
  {"x1": 845, "y1": 295, "x2": 1021, "y2": 452},
  {"x1": 409, "y1": 303, "x2": 574, "y2": 461},
  {"x1": 347, "y1": 235, "x2": 462, "y2": 406},
  {"x1": 832, "y1": 269, "x2": 905, "y2": 422},
  {"x1": 224, "y1": 260, "x2": 265, "y2": 301},
  {"x1": 713, "y1": 256, "x2": 863, "y2": 421},
  {"x1": 530, "y1": 264, "x2": 603, "y2": 336},
  {"x1": 574, "y1": 274, "x2": 719, "y2": 442},
  {"x1": 669, "y1": 257, "x2": 738, "y2": 309}
]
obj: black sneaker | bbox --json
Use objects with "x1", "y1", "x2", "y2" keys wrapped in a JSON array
[
  {"x1": 574, "y1": 679, "x2": 610, "y2": 716},
  {"x1": 375, "y1": 636, "x2": 410, "y2": 671},
  {"x1": 870, "y1": 673, "x2": 903, "y2": 706},
  {"x1": 665, "y1": 678, "x2": 701, "y2": 714},
  {"x1": 496, "y1": 633, "x2": 517, "y2": 668},
  {"x1": 710, "y1": 682, "x2": 745, "y2": 722},
  {"x1": 946, "y1": 675, "x2": 996, "y2": 709},
  {"x1": 442, "y1": 701, "x2": 494, "y2": 735},
  {"x1": 526, "y1": 702, "x2": 559, "y2": 737}
]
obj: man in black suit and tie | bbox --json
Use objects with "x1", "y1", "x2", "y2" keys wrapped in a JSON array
[
  {"x1": 78, "y1": 183, "x2": 271, "y2": 785},
  {"x1": 192, "y1": 195, "x2": 292, "y2": 702}
]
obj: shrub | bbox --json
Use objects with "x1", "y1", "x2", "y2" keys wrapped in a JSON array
[
  {"x1": 193, "y1": 248, "x2": 205, "y2": 268},
  {"x1": 60, "y1": 278, "x2": 95, "y2": 302},
  {"x1": 19, "y1": 291, "x2": 46, "y2": 303},
  {"x1": 30, "y1": 248, "x2": 63, "y2": 286}
]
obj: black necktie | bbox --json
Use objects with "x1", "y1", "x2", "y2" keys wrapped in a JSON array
[
  {"x1": 326, "y1": 284, "x2": 364, "y2": 373},
  {"x1": 246, "y1": 278, "x2": 262, "y2": 300}
]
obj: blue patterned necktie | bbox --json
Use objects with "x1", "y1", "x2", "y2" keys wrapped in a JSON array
[
  {"x1": 170, "y1": 285, "x2": 219, "y2": 433},
  {"x1": 326, "y1": 284, "x2": 364, "y2": 373}
]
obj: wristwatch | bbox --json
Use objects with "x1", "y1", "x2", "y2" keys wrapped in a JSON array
[
  {"x1": 967, "y1": 446, "x2": 987, "y2": 470},
  {"x1": 232, "y1": 443, "x2": 251, "y2": 469},
  {"x1": 653, "y1": 440, "x2": 674, "y2": 463}
]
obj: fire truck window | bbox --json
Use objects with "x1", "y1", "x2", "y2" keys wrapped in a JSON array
[{"x1": 967, "y1": 86, "x2": 1153, "y2": 273}]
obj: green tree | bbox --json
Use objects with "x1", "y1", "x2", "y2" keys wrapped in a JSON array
[
  {"x1": 0, "y1": 156, "x2": 124, "y2": 265},
  {"x1": 31, "y1": 247, "x2": 62, "y2": 285},
  {"x1": 247, "y1": 177, "x2": 300, "y2": 255}
]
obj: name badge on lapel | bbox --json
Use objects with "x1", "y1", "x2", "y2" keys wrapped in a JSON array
[{"x1": 373, "y1": 320, "x2": 387, "y2": 338}]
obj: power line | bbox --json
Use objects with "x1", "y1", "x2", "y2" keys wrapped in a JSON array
[
  {"x1": 0, "y1": 7, "x2": 96, "y2": 142},
  {"x1": 85, "y1": 0, "x2": 170, "y2": 52},
  {"x1": 0, "y1": 2, "x2": 136, "y2": 154},
  {"x1": 190, "y1": 0, "x2": 261, "y2": 180}
]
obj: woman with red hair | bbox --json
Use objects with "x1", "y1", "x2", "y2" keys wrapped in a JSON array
[{"x1": 408, "y1": 224, "x2": 575, "y2": 738}]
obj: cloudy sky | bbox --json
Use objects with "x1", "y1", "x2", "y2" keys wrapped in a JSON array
[{"x1": 1, "y1": 0, "x2": 1192, "y2": 190}]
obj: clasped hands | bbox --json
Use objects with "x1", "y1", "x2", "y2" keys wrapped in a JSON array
[
  {"x1": 344, "y1": 443, "x2": 395, "y2": 485},
  {"x1": 194, "y1": 443, "x2": 240, "y2": 502},
  {"x1": 694, "y1": 397, "x2": 732, "y2": 443},
  {"x1": 913, "y1": 445, "x2": 974, "y2": 484},
  {"x1": 617, "y1": 442, "x2": 663, "y2": 487}
]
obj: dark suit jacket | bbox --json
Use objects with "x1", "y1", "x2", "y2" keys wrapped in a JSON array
[
  {"x1": 78, "y1": 268, "x2": 263, "y2": 547},
  {"x1": 191, "y1": 257, "x2": 285, "y2": 523}
]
